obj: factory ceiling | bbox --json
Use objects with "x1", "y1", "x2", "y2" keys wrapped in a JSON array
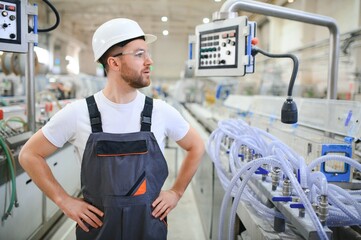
[{"x1": 37, "y1": 0, "x2": 283, "y2": 47}]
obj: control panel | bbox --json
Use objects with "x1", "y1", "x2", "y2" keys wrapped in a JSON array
[
  {"x1": 0, "y1": 0, "x2": 27, "y2": 53},
  {"x1": 195, "y1": 16, "x2": 252, "y2": 77}
]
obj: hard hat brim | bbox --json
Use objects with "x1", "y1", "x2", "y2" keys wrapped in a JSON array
[
  {"x1": 95, "y1": 33, "x2": 157, "y2": 63},
  {"x1": 144, "y1": 34, "x2": 157, "y2": 44}
]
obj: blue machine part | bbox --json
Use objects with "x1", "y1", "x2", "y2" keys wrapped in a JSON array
[
  {"x1": 245, "y1": 21, "x2": 256, "y2": 74},
  {"x1": 215, "y1": 85, "x2": 223, "y2": 100},
  {"x1": 215, "y1": 84, "x2": 231, "y2": 100},
  {"x1": 344, "y1": 110, "x2": 352, "y2": 127},
  {"x1": 189, "y1": 43, "x2": 193, "y2": 60},
  {"x1": 320, "y1": 144, "x2": 352, "y2": 182}
]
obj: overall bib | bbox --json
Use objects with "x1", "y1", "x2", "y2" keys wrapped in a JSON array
[{"x1": 76, "y1": 96, "x2": 169, "y2": 240}]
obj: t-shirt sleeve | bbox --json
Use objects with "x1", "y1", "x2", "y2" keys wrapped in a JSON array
[
  {"x1": 159, "y1": 100, "x2": 190, "y2": 142},
  {"x1": 42, "y1": 101, "x2": 80, "y2": 148}
]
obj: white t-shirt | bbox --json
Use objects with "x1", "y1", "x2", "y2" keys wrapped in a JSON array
[{"x1": 42, "y1": 90, "x2": 190, "y2": 164}]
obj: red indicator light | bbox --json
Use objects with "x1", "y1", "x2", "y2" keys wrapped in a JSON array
[
  {"x1": 229, "y1": 32, "x2": 236, "y2": 38},
  {"x1": 251, "y1": 37, "x2": 259, "y2": 46},
  {"x1": 5, "y1": 5, "x2": 15, "y2": 11},
  {"x1": 45, "y1": 102, "x2": 53, "y2": 113}
]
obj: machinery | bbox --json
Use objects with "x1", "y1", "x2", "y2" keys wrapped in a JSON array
[
  {"x1": 0, "y1": 1, "x2": 104, "y2": 239},
  {"x1": 1, "y1": 0, "x2": 361, "y2": 239},
  {"x1": 181, "y1": 0, "x2": 361, "y2": 239},
  {"x1": 195, "y1": 15, "x2": 255, "y2": 77}
]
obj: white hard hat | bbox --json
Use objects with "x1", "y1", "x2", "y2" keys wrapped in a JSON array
[{"x1": 92, "y1": 18, "x2": 157, "y2": 62}]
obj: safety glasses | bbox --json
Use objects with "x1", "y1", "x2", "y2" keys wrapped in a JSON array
[{"x1": 112, "y1": 49, "x2": 151, "y2": 60}]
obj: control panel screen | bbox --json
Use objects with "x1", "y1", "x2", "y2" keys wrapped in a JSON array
[
  {"x1": 0, "y1": 0, "x2": 20, "y2": 44},
  {"x1": 0, "y1": 0, "x2": 27, "y2": 53},
  {"x1": 195, "y1": 16, "x2": 250, "y2": 77},
  {"x1": 198, "y1": 26, "x2": 239, "y2": 70}
]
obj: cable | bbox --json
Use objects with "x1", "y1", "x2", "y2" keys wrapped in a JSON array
[
  {"x1": 251, "y1": 46, "x2": 299, "y2": 124},
  {"x1": 29, "y1": 0, "x2": 60, "y2": 33},
  {"x1": 4, "y1": 116, "x2": 28, "y2": 132},
  {"x1": 0, "y1": 136, "x2": 17, "y2": 221},
  {"x1": 252, "y1": 46, "x2": 298, "y2": 97},
  {"x1": 209, "y1": 119, "x2": 334, "y2": 239},
  {"x1": 5, "y1": 142, "x2": 18, "y2": 208}
]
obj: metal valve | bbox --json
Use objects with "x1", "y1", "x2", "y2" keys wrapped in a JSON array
[
  {"x1": 282, "y1": 178, "x2": 292, "y2": 196},
  {"x1": 271, "y1": 167, "x2": 281, "y2": 191},
  {"x1": 318, "y1": 195, "x2": 329, "y2": 226}
]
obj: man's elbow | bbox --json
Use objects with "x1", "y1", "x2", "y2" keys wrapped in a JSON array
[
  {"x1": 19, "y1": 147, "x2": 32, "y2": 170},
  {"x1": 189, "y1": 137, "x2": 205, "y2": 158},
  {"x1": 18, "y1": 148, "x2": 27, "y2": 168}
]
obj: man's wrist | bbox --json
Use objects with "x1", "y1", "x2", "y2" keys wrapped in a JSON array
[{"x1": 169, "y1": 188, "x2": 183, "y2": 199}]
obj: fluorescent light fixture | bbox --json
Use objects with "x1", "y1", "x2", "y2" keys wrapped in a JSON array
[
  {"x1": 203, "y1": 18, "x2": 210, "y2": 24},
  {"x1": 161, "y1": 16, "x2": 168, "y2": 22},
  {"x1": 214, "y1": 0, "x2": 221, "y2": 2},
  {"x1": 34, "y1": 46, "x2": 50, "y2": 65},
  {"x1": 162, "y1": 30, "x2": 169, "y2": 36},
  {"x1": 65, "y1": 55, "x2": 79, "y2": 74}
]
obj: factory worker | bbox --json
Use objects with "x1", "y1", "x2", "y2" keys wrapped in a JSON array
[{"x1": 19, "y1": 18, "x2": 204, "y2": 239}]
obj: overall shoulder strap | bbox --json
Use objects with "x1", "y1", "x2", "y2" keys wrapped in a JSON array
[
  {"x1": 140, "y1": 96, "x2": 153, "y2": 132},
  {"x1": 86, "y1": 95, "x2": 103, "y2": 133}
]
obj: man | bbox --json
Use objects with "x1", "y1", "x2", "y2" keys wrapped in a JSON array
[{"x1": 19, "y1": 18, "x2": 204, "y2": 239}]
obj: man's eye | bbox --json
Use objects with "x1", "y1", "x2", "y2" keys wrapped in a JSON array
[{"x1": 135, "y1": 51, "x2": 144, "y2": 57}]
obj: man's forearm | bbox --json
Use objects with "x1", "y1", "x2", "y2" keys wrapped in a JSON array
[
  {"x1": 170, "y1": 146, "x2": 204, "y2": 197},
  {"x1": 22, "y1": 156, "x2": 70, "y2": 205}
]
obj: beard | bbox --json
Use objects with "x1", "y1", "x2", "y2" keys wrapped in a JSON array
[{"x1": 121, "y1": 62, "x2": 151, "y2": 89}]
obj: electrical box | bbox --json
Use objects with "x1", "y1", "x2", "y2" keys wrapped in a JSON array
[
  {"x1": 0, "y1": 0, "x2": 28, "y2": 53},
  {"x1": 321, "y1": 144, "x2": 352, "y2": 182},
  {"x1": 195, "y1": 16, "x2": 255, "y2": 77}
]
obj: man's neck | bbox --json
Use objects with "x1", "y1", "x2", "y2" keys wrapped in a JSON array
[{"x1": 102, "y1": 81, "x2": 138, "y2": 104}]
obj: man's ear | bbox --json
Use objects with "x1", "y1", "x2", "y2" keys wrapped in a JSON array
[{"x1": 107, "y1": 57, "x2": 121, "y2": 71}]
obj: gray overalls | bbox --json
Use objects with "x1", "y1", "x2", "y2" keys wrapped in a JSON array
[{"x1": 76, "y1": 95, "x2": 169, "y2": 240}]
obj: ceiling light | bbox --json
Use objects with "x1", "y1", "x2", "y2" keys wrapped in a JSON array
[
  {"x1": 214, "y1": 0, "x2": 222, "y2": 2},
  {"x1": 161, "y1": 16, "x2": 168, "y2": 22},
  {"x1": 203, "y1": 18, "x2": 210, "y2": 24},
  {"x1": 65, "y1": 55, "x2": 79, "y2": 74},
  {"x1": 288, "y1": 0, "x2": 294, "y2": 2},
  {"x1": 34, "y1": 47, "x2": 49, "y2": 65},
  {"x1": 163, "y1": 30, "x2": 169, "y2": 36}
]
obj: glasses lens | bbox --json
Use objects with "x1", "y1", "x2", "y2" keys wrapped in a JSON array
[
  {"x1": 134, "y1": 50, "x2": 151, "y2": 59},
  {"x1": 134, "y1": 50, "x2": 145, "y2": 58},
  {"x1": 112, "y1": 50, "x2": 151, "y2": 59}
]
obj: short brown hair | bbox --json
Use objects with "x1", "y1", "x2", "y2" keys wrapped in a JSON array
[{"x1": 98, "y1": 36, "x2": 145, "y2": 70}]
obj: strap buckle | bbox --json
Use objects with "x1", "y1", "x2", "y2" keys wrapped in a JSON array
[
  {"x1": 141, "y1": 113, "x2": 151, "y2": 125},
  {"x1": 90, "y1": 117, "x2": 101, "y2": 125}
]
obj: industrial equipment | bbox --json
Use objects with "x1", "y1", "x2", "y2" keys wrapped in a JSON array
[
  {"x1": 195, "y1": 15, "x2": 256, "y2": 77},
  {"x1": 0, "y1": 1, "x2": 88, "y2": 239},
  {"x1": 0, "y1": 0, "x2": 30, "y2": 53},
  {"x1": 185, "y1": 0, "x2": 361, "y2": 240}
]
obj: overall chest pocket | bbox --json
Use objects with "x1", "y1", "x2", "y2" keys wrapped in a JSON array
[{"x1": 96, "y1": 140, "x2": 148, "y2": 196}]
